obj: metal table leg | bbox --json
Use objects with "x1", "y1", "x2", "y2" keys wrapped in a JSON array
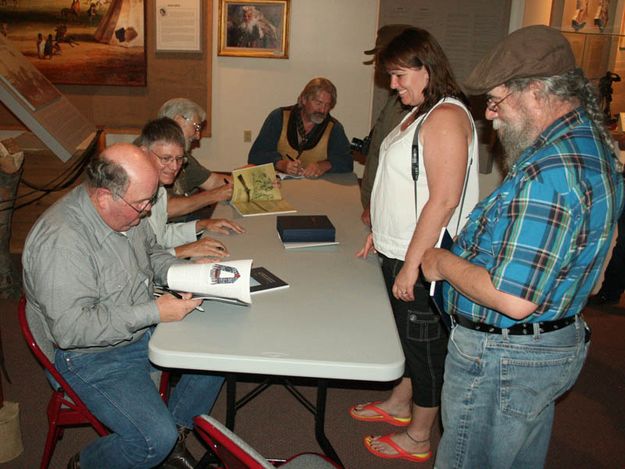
[{"x1": 314, "y1": 379, "x2": 343, "y2": 467}]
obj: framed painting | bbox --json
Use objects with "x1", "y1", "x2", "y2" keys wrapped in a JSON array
[
  {"x1": 0, "y1": 0, "x2": 146, "y2": 86},
  {"x1": 218, "y1": 0, "x2": 289, "y2": 59}
]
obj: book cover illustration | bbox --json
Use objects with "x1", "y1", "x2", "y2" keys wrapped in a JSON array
[
  {"x1": 231, "y1": 164, "x2": 296, "y2": 217},
  {"x1": 166, "y1": 259, "x2": 253, "y2": 305}
]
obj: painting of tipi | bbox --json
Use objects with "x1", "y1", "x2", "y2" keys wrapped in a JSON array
[{"x1": 0, "y1": 0, "x2": 146, "y2": 86}]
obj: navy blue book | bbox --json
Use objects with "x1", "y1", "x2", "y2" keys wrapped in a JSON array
[{"x1": 276, "y1": 215, "x2": 335, "y2": 242}]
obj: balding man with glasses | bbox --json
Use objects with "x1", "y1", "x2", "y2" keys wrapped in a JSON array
[
  {"x1": 23, "y1": 143, "x2": 225, "y2": 469},
  {"x1": 138, "y1": 117, "x2": 244, "y2": 259}
]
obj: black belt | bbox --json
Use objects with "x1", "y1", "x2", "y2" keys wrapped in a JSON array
[{"x1": 452, "y1": 314, "x2": 576, "y2": 335}]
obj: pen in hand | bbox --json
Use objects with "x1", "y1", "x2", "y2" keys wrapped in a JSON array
[
  {"x1": 285, "y1": 154, "x2": 302, "y2": 175},
  {"x1": 162, "y1": 288, "x2": 204, "y2": 312}
]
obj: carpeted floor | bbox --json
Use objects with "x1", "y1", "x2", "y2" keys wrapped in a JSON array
[
  {"x1": 1, "y1": 285, "x2": 624, "y2": 468},
  {"x1": 3, "y1": 155, "x2": 625, "y2": 467}
]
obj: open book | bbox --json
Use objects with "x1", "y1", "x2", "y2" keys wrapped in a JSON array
[
  {"x1": 166, "y1": 259, "x2": 253, "y2": 306},
  {"x1": 429, "y1": 228, "x2": 453, "y2": 330},
  {"x1": 231, "y1": 163, "x2": 296, "y2": 217}
]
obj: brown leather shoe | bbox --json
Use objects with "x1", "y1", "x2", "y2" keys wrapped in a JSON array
[
  {"x1": 159, "y1": 427, "x2": 198, "y2": 469},
  {"x1": 67, "y1": 452, "x2": 80, "y2": 469}
]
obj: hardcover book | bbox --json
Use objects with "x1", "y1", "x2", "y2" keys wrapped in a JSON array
[
  {"x1": 276, "y1": 215, "x2": 336, "y2": 243},
  {"x1": 250, "y1": 267, "x2": 289, "y2": 294}
]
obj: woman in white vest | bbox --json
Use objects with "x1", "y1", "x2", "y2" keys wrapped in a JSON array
[{"x1": 350, "y1": 27, "x2": 480, "y2": 463}]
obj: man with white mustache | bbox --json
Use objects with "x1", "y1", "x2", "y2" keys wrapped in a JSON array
[{"x1": 248, "y1": 77, "x2": 353, "y2": 178}]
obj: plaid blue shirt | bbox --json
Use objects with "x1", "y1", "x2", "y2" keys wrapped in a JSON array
[{"x1": 445, "y1": 107, "x2": 624, "y2": 328}]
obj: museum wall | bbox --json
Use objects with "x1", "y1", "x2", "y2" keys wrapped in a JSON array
[
  {"x1": 0, "y1": 0, "x2": 212, "y2": 133},
  {"x1": 8, "y1": 0, "x2": 614, "y2": 199},
  {"x1": 106, "y1": 0, "x2": 379, "y2": 178}
]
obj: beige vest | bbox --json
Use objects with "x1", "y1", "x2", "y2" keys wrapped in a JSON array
[{"x1": 277, "y1": 109, "x2": 334, "y2": 166}]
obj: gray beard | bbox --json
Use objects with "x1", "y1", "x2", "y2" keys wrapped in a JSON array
[
  {"x1": 241, "y1": 19, "x2": 258, "y2": 34},
  {"x1": 310, "y1": 113, "x2": 325, "y2": 125},
  {"x1": 494, "y1": 116, "x2": 539, "y2": 164}
]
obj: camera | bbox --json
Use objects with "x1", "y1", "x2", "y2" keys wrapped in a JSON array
[{"x1": 350, "y1": 136, "x2": 371, "y2": 156}]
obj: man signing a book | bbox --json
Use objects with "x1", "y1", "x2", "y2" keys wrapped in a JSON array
[
  {"x1": 22, "y1": 143, "x2": 224, "y2": 469},
  {"x1": 247, "y1": 77, "x2": 353, "y2": 178}
]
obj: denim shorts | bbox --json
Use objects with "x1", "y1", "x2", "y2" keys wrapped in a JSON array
[{"x1": 380, "y1": 254, "x2": 448, "y2": 407}]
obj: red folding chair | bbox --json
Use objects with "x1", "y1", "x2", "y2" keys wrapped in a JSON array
[
  {"x1": 193, "y1": 414, "x2": 342, "y2": 469},
  {"x1": 18, "y1": 296, "x2": 170, "y2": 469}
]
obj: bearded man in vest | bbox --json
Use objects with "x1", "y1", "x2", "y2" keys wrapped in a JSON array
[{"x1": 248, "y1": 77, "x2": 353, "y2": 178}]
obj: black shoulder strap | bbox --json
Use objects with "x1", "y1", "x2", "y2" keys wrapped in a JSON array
[
  {"x1": 411, "y1": 118, "x2": 425, "y2": 182},
  {"x1": 410, "y1": 102, "x2": 474, "y2": 235}
]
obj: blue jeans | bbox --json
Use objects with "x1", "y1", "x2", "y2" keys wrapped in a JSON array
[
  {"x1": 435, "y1": 317, "x2": 589, "y2": 469},
  {"x1": 55, "y1": 330, "x2": 224, "y2": 469}
]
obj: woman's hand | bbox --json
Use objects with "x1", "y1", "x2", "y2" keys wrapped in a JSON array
[
  {"x1": 356, "y1": 233, "x2": 376, "y2": 258},
  {"x1": 392, "y1": 264, "x2": 419, "y2": 302}
]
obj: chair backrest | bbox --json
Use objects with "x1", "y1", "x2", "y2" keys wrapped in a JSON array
[
  {"x1": 194, "y1": 414, "x2": 274, "y2": 469},
  {"x1": 17, "y1": 296, "x2": 106, "y2": 432}
]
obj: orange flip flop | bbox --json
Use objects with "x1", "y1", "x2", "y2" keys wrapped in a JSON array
[
  {"x1": 364, "y1": 434, "x2": 432, "y2": 463},
  {"x1": 349, "y1": 401, "x2": 411, "y2": 427}
]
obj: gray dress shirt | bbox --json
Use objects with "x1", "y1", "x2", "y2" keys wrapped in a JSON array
[{"x1": 22, "y1": 184, "x2": 181, "y2": 359}]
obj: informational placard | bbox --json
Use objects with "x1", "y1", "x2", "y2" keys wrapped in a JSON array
[{"x1": 156, "y1": 0, "x2": 202, "y2": 52}]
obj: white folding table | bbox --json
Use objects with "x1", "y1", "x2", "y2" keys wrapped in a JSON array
[{"x1": 148, "y1": 173, "x2": 404, "y2": 465}]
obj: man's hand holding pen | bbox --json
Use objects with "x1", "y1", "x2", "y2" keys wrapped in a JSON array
[
  {"x1": 277, "y1": 154, "x2": 304, "y2": 176},
  {"x1": 156, "y1": 291, "x2": 203, "y2": 321}
]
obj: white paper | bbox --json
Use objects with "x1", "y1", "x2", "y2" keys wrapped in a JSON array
[
  {"x1": 167, "y1": 259, "x2": 252, "y2": 304},
  {"x1": 156, "y1": 0, "x2": 201, "y2": 52}
]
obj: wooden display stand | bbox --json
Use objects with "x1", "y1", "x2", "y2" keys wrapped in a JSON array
[{"x1": 0, "y1": 138, "x2": 23, "y2": 299}]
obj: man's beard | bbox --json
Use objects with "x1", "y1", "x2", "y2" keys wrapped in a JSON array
[
  {"x1": 241, "y1": 18, "x2": 258, "y2": 33},
  {"x1": 310, "y1": 113, "x2": 326, "y2": 125},
  {"x1": 493, "y1": 110, "x2": 540, "y2": 164}
]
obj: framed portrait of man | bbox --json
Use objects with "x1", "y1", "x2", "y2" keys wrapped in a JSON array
[{"x1": 218, "y1": 0, "x2": 290, "y2": 59}]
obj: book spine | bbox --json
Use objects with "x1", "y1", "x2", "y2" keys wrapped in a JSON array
[{"x1": 279, "y1": 229, "x2": 335, "y2": 242}]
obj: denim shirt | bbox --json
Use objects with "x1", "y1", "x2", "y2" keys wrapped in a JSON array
[
  {"x1": 445, "y1": 107, "x2": 624, "y2": 328},
  {"x1": 23, "y1": 185, "x2": 182, "y2": 358}
]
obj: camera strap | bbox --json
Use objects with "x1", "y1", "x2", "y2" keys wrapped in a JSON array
[{"x1": 411, "y1": 101, "x2": 474, "y2": 235}]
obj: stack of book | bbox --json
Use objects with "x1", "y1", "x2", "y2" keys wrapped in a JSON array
[{"x1": 276, "y1": 215, "x2": 338, "y2": 249}]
